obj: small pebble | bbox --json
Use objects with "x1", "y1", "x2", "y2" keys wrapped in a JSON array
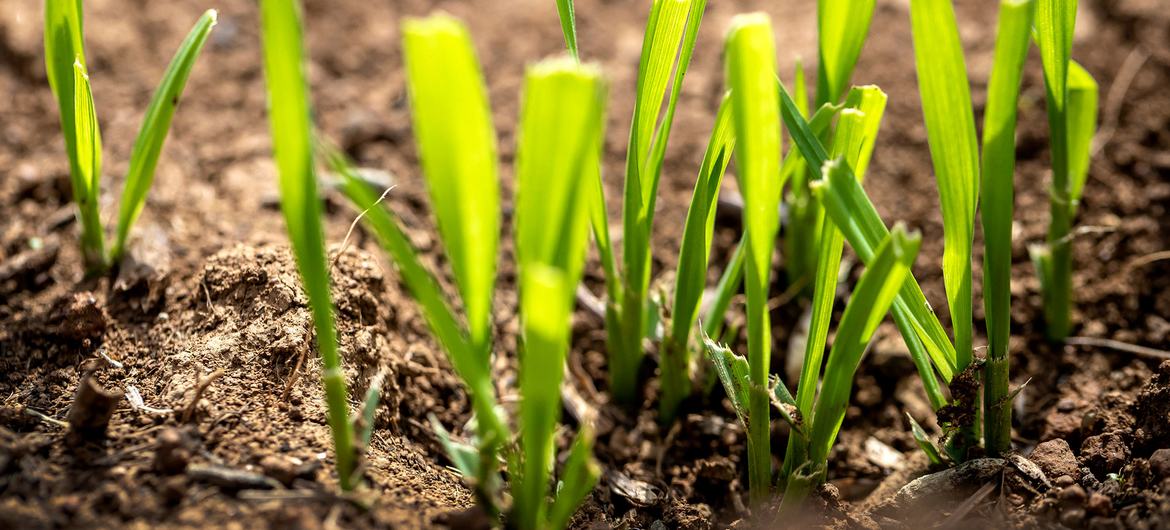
[
  {"x1": 1059, "y1": 484, "x2": 1087, "y2": 504},
  {"x1": 1060, "y1": 507, "x2": 1086, "y2": 527},
  {"x1": 1149, "y1": 448, "x2": 1170, "y2": 479},
  {"x1": 1087, "y1": 492, "x2": 1112, "y2": 517},
  {"x1": 259, "y1": 455, "x2": 297, "y2": 486}
]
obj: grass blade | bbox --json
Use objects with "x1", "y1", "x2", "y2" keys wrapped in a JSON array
[
  {"x1": 1035, "y1": 0, "x2": 1078, "y2": 340},
  {"x1": 806, "y1": 221, "x2": 921, "y2": 474},
  {"x1": 703, "y1": 332, "x2": 752, "y2": 429},
  {"x1": 816, "y1": 0, "x2": 877, "y2": 104},
  {"x1": 661, "y1": 91, "x2": 735, "y2": 422},
  {"x1": 1067, "y1": 61, "x2": 1097, "y2": 205},
  {"x1": 784, "y1": 87, "x2": 886, "y2": 479},
  {"x1": 725, "y1": 12, "x2": 782, "y2": 504},
  {"x1": 611, "y1": 0, "x2": 708, "y2": 404},
  {"x1": 44, "y1": 0, "x2": 106, "y2": 272},
  {"x1": 547, "y1": 427, "x2": 600, "y2": 530},
  {"x1": 554, "y1": 0, "x2": 579, "y2": 59},
  {"x1": 907, "y1": 412, "x2": 945, "y2": 465},
  {"x1": 259, "y1": 0, "x2": 354, "y2": 490},
  {"x1": 701, "y1": 238, "x2": 745, "y2": 341},
  {"x1": 514, "y1": 58, "x2": 605, "y2": 298},
  {"x1": 112, "y1": 9, "x2": 217, "y2": 263},
  {"x1": 980, "y1": 0, "x2": 1035, "y2": 457},
  {"x1": 515, "y1": 266, "x2": 573, "y2": 530},
  {"x1": 909, "y1": 0, "x2": 980, "y2": 371},
  {"x1": 403, "y1": 14, "x2": 500, "y2": 358},
  {"x1": 44, "y1": 0, "x2": 86, "y2": 177},
  {"x1": 71, "y1": 60, "x2": 107, "y2": 271},
  {"x1": 513, "y1": 58, "x2": 606, "y2": 530},
  {"x1": 330, "y1": 147, "x2": 507, "y2": 501},
  {"x1": 779, "y1": 83, "x2": 956, "y2": 403}
]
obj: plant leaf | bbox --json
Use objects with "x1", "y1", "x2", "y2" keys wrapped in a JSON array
[
  {"x1": 71, "y1": 59, "x2": 107, "y2": 269},
  {"x1": 661, "y1": 91, "x2": 735, "y2": 420},
  {"x1": 779, "y1": 83, "x2": 956, "y2": 397},
  {"x1": 807, "y1": 220, "x2": 921, "y2": 471},
  {"x1": 45, "y1": 0, "x2": 88, "y2": 202},
  {"x1": 514, "y1": 266, "x2": 573, "y2": 530},
  {"x1": 513, "y1": 58, "x2": 606, "y2": 530},
  {"x1": 259, "y1": 0, "x2": 354, "y2": 490},
  {"x1": 329, "y1": 144, "x2": 508, "y2": 498},
  {"x1": 1067, "y1": 61, "x2": 1097, "y2": 204},
  {"x1": 703, "y1": 332, "x2": 752, "y2": 430},
  {"x1": 793, "y1": 87, "x2": 886, "y2": 425},
  {"x1": 980, "y1": 0, "x2": 1034, "y2": 457},
  {"x1": 430, "y1": 414, "x2": 482, "y2": 481},
  {"x1": 816, "y1": 0, "x2": 877, "y2": 104},
  {"x1": 554, "y1": 0, "x2": 579, "y2": 59},
  {"x1": 112, "y1": 9, "x2": 217, "y2": 262},
  {"x1": 402, "y1": 14, "x2": 500, "y2": 357},
  {"x1": 909, "y1": 0, "x2": 981, "y2": 368},
  {"x1": 669, "y1": 91, "x2": 734, "y2": 353},
  {"x1": 1036, "y1": 0, "x2": 1077, "y2": 196},
  {"x1": 906, "y1": 412, "x2": 945, "y2": 466},
  {"x1": 725, "y1": 13, "x2": 782, "y2": 502}
]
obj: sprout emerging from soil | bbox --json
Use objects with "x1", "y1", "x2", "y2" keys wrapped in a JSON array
[
  {"x1": 1032, "y1": 0, "x2": 1099, "y2": 342},
  {"x1": 44, "y1": 0, "x2": 216, "y2": 275},
  {"x1": 333, "y1": 13, "x2": 604, "y2": 528},
  {"x1": 258, "y1": 0, "x2": 357, "y2": 491}
]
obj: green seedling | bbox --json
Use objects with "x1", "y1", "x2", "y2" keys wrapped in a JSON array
[
  {"x1": 780, "y1": 82, "x2": 958, "y2": 414},
  {"x1": 725, "y1": 12, "x2": 783, "y2": 505},
  {"x1": 781, "y1": 86, "x2": 887, "y2": 482},
  {"x1": 707, "y1": 223, "x2": 921, "y2": 508},
  {"x1": 258, "y1": 0, "x2": 355, "y2": 490},
  {"x1": 553, "y1": 0, "x2": 709, "y2": 407},
  {"x1": 1033, "y1": 0, "x2": 1098, "y2": 341},
  {"x1": 512, "y1": 57, "x2": 606, "y2": 530},
  {"x1": 907, "y1": 0, "x2": 984, "y2": 456},
  {"x1": 336, "y1": 15, "x2": 603, "y2": 527},
  {"x1": 980, "y1": 0, "x2": 1036, "y2": 456},
  {"x1": 659, "y1": 91, "x2": 735, "y2": 421},
  {"x1": 785, "y1": 0, "x2": 877, "y2": 290},
  {"x1": 45, "y1": 0, "x2": 216, "y2": 274}
]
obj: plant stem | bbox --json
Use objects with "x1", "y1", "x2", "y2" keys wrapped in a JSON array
[
  {"x1": 612, "y1": 280, "x2": 645, "y2": 405},
  {"x1": 982, "y1": 354, "x2": 1011, "y2": 455},
  {"x1": 77, "y1": 200, "x2": 107, "y2": 274},
  {"x1": 658, "y1": 336, "x2": 690, "y2": 422}
]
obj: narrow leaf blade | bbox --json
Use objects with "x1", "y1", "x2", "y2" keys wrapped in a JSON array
[
  {"x1": 113, "y1": 9, "x2": 217, "y2": 261},
  {"x1": 403, "y1": 15, "x2": 500, "y2": 354}
]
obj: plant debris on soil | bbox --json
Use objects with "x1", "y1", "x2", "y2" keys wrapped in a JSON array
[{"x1": 2, "y1": 0, "x2": 1168, "y2": 528}]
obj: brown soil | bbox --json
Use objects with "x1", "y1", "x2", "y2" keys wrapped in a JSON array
[{"x1": 2, "y1": 0, "x2": 1167, "y2": 528}]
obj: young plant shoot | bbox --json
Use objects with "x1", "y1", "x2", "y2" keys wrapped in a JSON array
[
  {"x1": 782, "y1": 86, "x2": 887, "y2": 482},
  {"x1": 781, "y1": 222, "x2": 922, "y2": 507},
  {"x1": 660, "y1": 92, "x2": 735, "y2": 422},
  {"x1": 786, "y1": 0, "x2": 877, "y2": 288},
  {"x1": 398, "y1": 13, "x2": 508, "y2": 509},
  {"x1": 1033, "y1": 0, "x2": 1098, "y2": 341},
  {"x1": 44, "y1": 0, "x2": 216, "y2": 274},
  {"x1": 258, "y1": 0, "x2": 355, "y2": 490},
  {"x1": 779, "y1": 82, "x2": 958, "y2": 422},
  {"x1": 512, "y1": 57, "x2": 606, "y2": 530},
  {"x1": 908, "y1": 0, "x2": 982, "y2": 455},
  {"x1": 725, "y1": 12, "x2": 783, "y2": 505},
  {"x1": 565, "y1": 0, "x2": 708, "y2": 406},
  {"x1": 337, "y1": 14, "x2": 603, "y2": 526},
  {"x1": 980, "y1": 0, "x2": 1036, "y2": 456}
]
